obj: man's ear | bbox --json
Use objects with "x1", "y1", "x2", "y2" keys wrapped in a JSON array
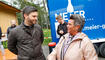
[{"x1": 24, "y1": 14, "x2": 28, "y2": 19}]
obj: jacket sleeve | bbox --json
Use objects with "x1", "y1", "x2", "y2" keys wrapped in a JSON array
[
  {"x1": 63, "y1": 22, "x2": 68, "y2": 35},
  {"x1": 0, "y1": 27, "x2": 2, "y2": 39},
  {"x1": 40, "y1": 28, "x2": 44, "y2": 44},
  {"x1": 47, "y1": 37, "x2": 64, "y2": 60},
  {"x1": 47, "y1": 47, "x2": 57, "y2": 60},
  {"x1": 83, "y1": 38, "x2": 98, "y2": 60},
  {"x1": 7, "y1": 30, "x2": 18, "y2": 55},
  {"x1": 7, "y1": 27, "x2": 9, "y2": 37},
  {"x1": 57, "y1": 25, "x2": 62, "y2": 36},
  {"x1": 34, "y1": 24, "x2": 44, "y2": 44}
]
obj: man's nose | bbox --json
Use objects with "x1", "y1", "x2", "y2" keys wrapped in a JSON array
[{"x1": 35, "y1": 17, "x2": 38, "y2": 20}]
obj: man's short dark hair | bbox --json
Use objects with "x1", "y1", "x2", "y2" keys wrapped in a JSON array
[
  {"x1": 22, "y1": 6, "x2": 38, "y2": 19},
  {"x1": 70, "y1": 14, "x2": 85, "y2": 32}
]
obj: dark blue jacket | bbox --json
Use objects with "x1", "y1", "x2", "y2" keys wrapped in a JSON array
[
  {"x1": 0, "y1": 27, "x2": 2, "y2": 39},
  {"x1": 57, "y1": 22, "x2": 68, "y2": 38},
  {"x1": 7, "y1": 25, "x2": 16, "y2": 37}
]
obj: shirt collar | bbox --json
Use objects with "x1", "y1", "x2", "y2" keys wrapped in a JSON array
[
  {"x1": 23, "y1": 22, "x2": 34, "y2": 29},
  {"x1": 68, "y1": 32, "x2": 85, "y2": 41}
]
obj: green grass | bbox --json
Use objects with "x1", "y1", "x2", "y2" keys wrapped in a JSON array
[
  {"x1": 2, "y1": 41, "x2": 8, "y2": 49},
  {"x1": 42, "y1": 29, "x2": 52, "y2": 45}
]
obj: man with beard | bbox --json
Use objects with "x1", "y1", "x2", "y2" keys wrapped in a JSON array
[{"x1": 8, "y1": 6, "x2": 46, "y2": 60}]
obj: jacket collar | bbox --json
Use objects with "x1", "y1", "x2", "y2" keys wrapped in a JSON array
[
  {"x1": 65, "y1": 32, "x2": 86, "y2": 41},
  {"x1": 60, "y1": 22, "x2": 66, "y2": 25},
  {"x1": 20, "y1": 22, "x2": 34, "y2": 29}
]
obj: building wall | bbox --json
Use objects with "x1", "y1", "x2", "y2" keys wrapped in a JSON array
[{"x1": 0, "y1": 7, "x2": 18, "y2": 33}]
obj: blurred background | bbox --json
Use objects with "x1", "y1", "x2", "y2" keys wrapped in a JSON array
[{"x1": 0, "y1": 0, "x2": 105, "y2": 60}]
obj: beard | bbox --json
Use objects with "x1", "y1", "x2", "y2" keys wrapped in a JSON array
[
  {"x1": 32, "y1": 20, "x2": 37, "y2": 24},
  {"x1": 27, "y1": 17, "x2": 37, "y2": 25}
]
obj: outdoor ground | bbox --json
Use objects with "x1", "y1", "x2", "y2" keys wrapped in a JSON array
[{"x1": 0, "y1": 49, "x2": 17, "y2": 60}]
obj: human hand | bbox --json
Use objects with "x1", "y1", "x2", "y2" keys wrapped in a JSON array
[{"x1": 59, "y1": 30, "x2": 64, "y2": 34}]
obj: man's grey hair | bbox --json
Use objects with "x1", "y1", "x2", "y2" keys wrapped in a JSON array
[{"x1": 70, "y1": 14, "x2": 85, "y2": 32}]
